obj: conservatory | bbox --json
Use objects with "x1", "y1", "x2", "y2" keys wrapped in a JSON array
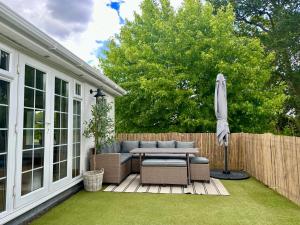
[{"x1": 0, "y1": 3, "x2": 125, "y2": 224}]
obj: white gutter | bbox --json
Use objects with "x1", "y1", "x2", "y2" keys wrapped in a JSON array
[{"x1": 0, "y1": 2, "x2": 126, "y2": 96}]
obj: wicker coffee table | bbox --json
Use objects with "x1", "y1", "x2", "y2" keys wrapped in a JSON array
[{"x1": 130, "y1": 148, "x2": 199, "y2": 184}]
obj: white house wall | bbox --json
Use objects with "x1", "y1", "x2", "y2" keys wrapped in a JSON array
[{"x1": 0, "y1": 38, "x2": 116, "y2": 224}]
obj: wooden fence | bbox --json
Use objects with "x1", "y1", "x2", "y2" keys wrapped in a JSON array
[{"x1": 117, "y1": 133, "x2": 300, "y2": 206}]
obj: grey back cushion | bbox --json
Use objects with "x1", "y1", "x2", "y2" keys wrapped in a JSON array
[
  {"x1": 113, "y1": 141, "x2": 121, "y2": 153},
  {"x1": 122, "y1": 141, "x2": 140, "y2": 153},
  {"x1": 140, "y1": 141, "x2": 157, "y2": 148},
  {"x1": 157, "y1": 140, "x2": 176, "y2": 148},
  {"x1": 176, "y1": 141, "x2": 195, "y2": 148},
  {"x1": 100, "y1": 143, "x2": 114, "y2": 153}
]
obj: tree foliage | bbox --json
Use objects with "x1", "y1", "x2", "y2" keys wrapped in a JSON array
[
  {"x1": 101, "y1": 0, "x2": 287, "y2": 133},
  {"x1": 208, "y1": 0, "x2": 300, "y2": 135},
  {"x1": 83, "y1": 98, "x2": 114, "y2": 152}
]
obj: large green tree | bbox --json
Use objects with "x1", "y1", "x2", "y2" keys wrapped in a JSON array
[
  {"x1": 101, "y1": 0, "x2": 286, "y2": 133},
  {"x1": 208, "y1": 0, "x2": 300, "y2": 135}
]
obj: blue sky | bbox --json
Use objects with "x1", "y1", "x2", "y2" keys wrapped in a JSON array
[{"x1": 1, "y1": 0, "x2": 183, "y2": 67}]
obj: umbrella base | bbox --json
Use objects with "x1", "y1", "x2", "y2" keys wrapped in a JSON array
[{"x1": 210, "y1": 169, "x2": 250, "y2": 180}]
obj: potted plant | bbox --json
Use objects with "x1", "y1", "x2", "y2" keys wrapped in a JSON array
[{"x1": 83, "y1": 97, "x2": 114, "y2": 191}]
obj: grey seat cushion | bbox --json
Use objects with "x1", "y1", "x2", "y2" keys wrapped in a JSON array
[
  {"x1": 120, "y1": 153, "x2": 132, "y2": 164},
  {"x1": 140, "y1": 141, "x2": 157, "y2": 148},
  {"x1": 142, "y1": 159, "x2": 187, "y2": 167},
  {"x1": 157, "y1": 140, "x2": 176, "y2": 148},
  {"x1": 121, "y1": 141, "x2": 139, "y2": 153},
  {"x1": 176, "y1": 141, "x2": 195, "y2": 148},
  {"x1": 145, "y1": 154, "x2": 195, "y2": 159},
  {"x1": 190, "y1": 157, "x2": 209, "y2": 164},
  {"x1": 113, "y1": 141, "x2": 121, "y2": 153}
]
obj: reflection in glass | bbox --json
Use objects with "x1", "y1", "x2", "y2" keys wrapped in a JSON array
[
  {"x1": 0, "y1": 50, "x2": 9, "y2": 71},
  {"x1": 0, "y1": 155, "x2": 6, "y2": 177},
  {"x1": 35, "y1": 110, "x2": 44, "y2": 128},
  {"x1": 34, "y1": 130, "x2": 44, "y2": 148},
  {"x1": 24, "y1": 88, "x2": 34, "y2": 108},
  {"x1": 25, "y1": 65, "x2": 34, "y2": 87},
  {"x1": 21, "y1": 171, "x2": 32, "y2": 195},
  {"x1": 35, "y1": 70, "x2": 45, "y2": 90},
  {"x1": 35, "y1": 90, "x2": 45, "y2": 109},
  {"x1": 33, "y1": 148, "x2": 44, "y2": 168},
  {"x1": 23, "y1": 130, "x2": 33, "y2": 149},
  {"x1": 0, "y1": 80, "x2": 8, "y2": 104},
  {"x1": 0, "y1": 179, "x2": 6, "y2": 212},
  {"x1": 24, "y1": 109, "x2": 34, "y2": 128},
  {"x1": 0, "y1": 106, "x2": 7, "y2": 128},
  {"x1": 0, "y1": 131, "x2": 7, "y2": 153},
  {"x1": 60, "y1": 161, "x2": 67, "y2": 179},
  {"x1": 53, "y1": 164, "x2": 59, "y2": 182},
  {"x1": 22, "y1": 150, "x2": 32, "y2": 172},
  {"x1": 32, "y1": 169, "x2": 43, "y2": 191}
]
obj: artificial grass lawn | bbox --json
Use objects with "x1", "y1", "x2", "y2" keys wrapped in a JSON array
[{"x1": 31, "y1": 178, "x2": 300, "y2": 225}]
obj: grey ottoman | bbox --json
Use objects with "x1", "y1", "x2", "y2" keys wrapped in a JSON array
[{"x1": 190, "y1": 157, "x2": 210, "y2": 182}]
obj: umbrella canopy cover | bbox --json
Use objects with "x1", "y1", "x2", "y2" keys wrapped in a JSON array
[{"x1": 215, "y1": 73, "x2": 230, "y2": 146}]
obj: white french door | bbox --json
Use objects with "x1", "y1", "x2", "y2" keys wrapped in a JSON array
[
  {"x1": 14, "y1": 55, "x2": 74, "y2": 207},
  {"x1": 15, "y1": 56, "x2": 52, "y2": 207}
]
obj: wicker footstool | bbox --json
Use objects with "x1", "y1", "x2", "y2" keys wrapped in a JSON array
[{"x1": 190, "y1": 157, "x2": 210, "y2": 182}]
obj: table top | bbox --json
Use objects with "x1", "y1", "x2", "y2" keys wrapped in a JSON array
[{"x1": 130, "y1": 148, "x2": 199, "y2": 154}]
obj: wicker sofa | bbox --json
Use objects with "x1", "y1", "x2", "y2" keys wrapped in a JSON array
[{"x1": 90, "y1": 140, "x2": 209, "y2": 184}]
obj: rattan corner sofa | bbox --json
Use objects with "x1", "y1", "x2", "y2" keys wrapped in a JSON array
[{"x1": 90, "y1": 140, "x2": 210, "y2": 184}]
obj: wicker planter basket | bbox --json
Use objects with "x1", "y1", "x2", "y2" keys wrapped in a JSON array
[{"x1": 83, "y1": 169, "x2": 104, "y2": 192}]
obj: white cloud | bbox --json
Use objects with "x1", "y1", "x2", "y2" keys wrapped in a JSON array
[{"x1": 0, "y1": 0, "x2": 184, "y2": 67}]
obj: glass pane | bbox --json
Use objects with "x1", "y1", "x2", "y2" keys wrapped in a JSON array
[
  {"x1": 72, "y1": 144, "x2": 76, "y2": 157},
  {"x1": 60, "y1": 161, "x2": 67, "y2": 179},
  {"x1": 54, "y1": 96, "x2": 60, "y2": 112},
  {"x1": 33, "y1": 148, "x2": 44, "y2": 168},
  {"x1": 61, "y1": 81, "x2": 68, "y2": 97},
  {"x1": 77, "y1": 102, "x2": 81, "y2": 115},
  {"x1": 36, "y1": 70, "x2": 45, "y2": 90},
  {"x1": 55, "y1": 78, "x2": 61, "y2": 95},
  {"x1": 73, "y1": 101, "x2": 77, "y2": 114},
  {"x1": 75, "y1": 83, "x2": 81, "y2": 96},
  {"x1": 22, "y1": 150, "x2": 32, "y2": 172},
  {"x1": 61, "y1": 130, "x2": 68, "y2": 144},
  {"x1": 61, "y1": 113, "x2": 68, "y2": 128},
  {"x1": 53, "y1": 129, "x2": 60, "y2": 145},
  {"x1": 0, "y1": 80, "x2": 8, "y2": 104},
  {"x1": 0, "y1": 155, "x2": 6, "y2": 178},
  {"x1": 35, "y1": 90, "x2": 45, "y2": 109},
  {"x1": 0, "y1": 106, "x2": 7, "y2": 128},
  {"x1": 61, "y1": 97, "x2": 68, "y2": 113},
  {"x1": 72, "y1": 158, "x2": 76, "y2": 178},
  {"x1": 76, "y1": 143, "x2": 80, "y2": 157},
  {"x1": 60, "y1": 145, "x2": 67, "y2": 161},
  {"x1": 53, "y1": 163, "x2": 59, "y2": 182},
  {"x1": 23, "y1": 130, "x2": 33, "y2": 149},
  {"x1": 24, "y1": 88, "x2": 34, "y2": 108},
  {"x1": 0, "y1": 131, "x2": 7, "y2": 153},
  {"x1": 0, "y1": 50, "x2": 9, "y2": 71},
  {"x1": 25, "y1": 65, "x2": 35, "y2": 87},
  {"x1": 21, "y1": 171, "x2": 32, "y2": 195},
  {"x1": 0, "y1": 179, "x2": 6, "y2": 212},
  {"x1": 23, "y1": 108, "x2": 34, "y2": 128},
  {"x1": 32, "y1": 168, "x2": 43, "y2": 191},
  {"x1": 54, "y1": 112, "x2": 60, "y2": 128},
  {"x1": 34, "y1": 130, "x2": 44, "y2": 148},
  {"x1": 53, "y1": 146, "x2": 59, "y2": 163},
  {"x1": 76, "y1": 157, "x2": 80, "y2": 176},
  {"x1": 35, "y1": 110, "x2": 44, "y2": 128}
]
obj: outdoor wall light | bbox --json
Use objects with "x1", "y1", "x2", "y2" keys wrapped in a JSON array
[{"x1": 90, "y1": 88, "x2": 105, "y2": 98}]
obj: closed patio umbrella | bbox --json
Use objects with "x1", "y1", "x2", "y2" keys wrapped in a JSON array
[{"x1": 211, "y1": 73, "x2": 249, "y2": 180}]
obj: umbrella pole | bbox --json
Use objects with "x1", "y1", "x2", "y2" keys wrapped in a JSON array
[{"x1": 223, "y1": 146, "x2": 230, "y2": 174}]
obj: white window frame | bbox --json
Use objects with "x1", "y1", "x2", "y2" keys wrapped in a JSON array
[
  {"x1": 0, "y1": 43, "x2": 14, "y2": 80},
  {"x1": 73, "y1": 81, "x2": 83, "y2": 100}
]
